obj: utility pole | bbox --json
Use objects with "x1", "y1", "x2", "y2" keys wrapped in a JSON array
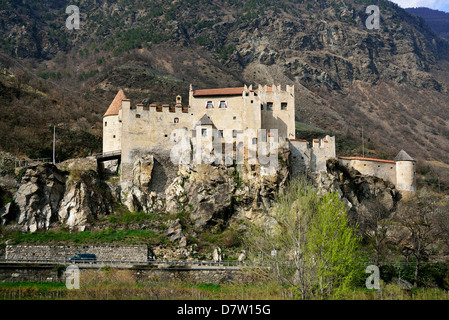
[
  {"x1": 362, "y1": 126, "x2": 365, "y2": 158},
  {"x1": 53, "y1": 125, "x2": 56, "y2": 165}
]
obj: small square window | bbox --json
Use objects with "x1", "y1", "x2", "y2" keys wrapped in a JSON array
[
  {"x1": 113, "y1": 135, "x2": 116, "y2": 138},
  {"x1": 206, "y1": 101, "x2": 214, "y2": 109},
  {"x1": 136, "y1": 114, "x2": 141, "y2": 118},
  {"x1": 281, "y1": 103, "x2": 287, "y2": 110},
  {"x1": 219, "y1": 101, "x2": 227, "y2": 108},
  {"x1": 232, "y1": 130, "x2": 237, "y2": 138},
  {"x1": 174, "y1": 117, "x2": 179, "y2": 124},
  {"x1": 202, "y1": 128, "x2": 207, "y2": 136},
  {"x1": 267, "y1": 102, "x2": 273, "y2": 111},
  {"x1": 233, "y1": 116, "x2": 236, "y2": 120}
]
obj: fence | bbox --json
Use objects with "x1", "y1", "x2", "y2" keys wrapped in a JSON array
[{"x1": 14, "y1": 158, "x2": 51, "y2": 169}]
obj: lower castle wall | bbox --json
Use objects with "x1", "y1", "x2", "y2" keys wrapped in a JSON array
[{"x1": 338, "y1": 159, "x2": 397, "y2": 186}]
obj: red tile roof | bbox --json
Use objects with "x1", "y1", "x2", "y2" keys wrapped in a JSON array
[
  {"x1": 338, "y1": 156, "x2": 396, "y2": 164},
  {"x1": 104, "y1": 89, "x2": 127, "y2": 117},
  {"x1": 193, "y1": 87, "x2": 246, "y2": 97}
]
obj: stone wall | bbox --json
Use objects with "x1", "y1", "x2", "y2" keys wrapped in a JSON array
[
  {"x1": 0, "y1": 265, "x2": 63, "y2": 282},
  {"x1": 0, "y1": 265, "x2": 258, "y2": 284},
  {"x1": 338, "y1": 157, "x2": 397, "y2": 186},
  {"x1": 135, "y1": 267, "x2": 258, "y2": 284},
  {"x1": 5, "y1": 245, "x2": 149, "y2": 262}
]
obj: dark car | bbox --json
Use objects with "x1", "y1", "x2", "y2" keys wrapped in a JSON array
[{"x1": 69, "y1": 253, "x2": 97, "y2": 264}]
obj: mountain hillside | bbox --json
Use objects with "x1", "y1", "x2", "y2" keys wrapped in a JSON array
[
  {"x1": 406, "y1": 7, "x2": 449, "y2": 40},
  {"x1": 0, "y1": 0, "x2": 448, "y2": 169}
]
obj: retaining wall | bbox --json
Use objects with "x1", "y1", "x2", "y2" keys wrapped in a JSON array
[
  {"x1": 0, "y1": 264, "x2": 257, "y2": 284},
  {"x1": 5, "y1": 245, "x2": 149, "y2": 262}
]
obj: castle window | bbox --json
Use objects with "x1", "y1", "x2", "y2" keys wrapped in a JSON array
[
  {"x1": 169, "y1": 106, "x2": 175, "y2": 113},
  {"x1": 156, "y1": 106, "x2": 162, "y2": 112},
  {"x1": 250, "y1": 100, "x2": 253, "y2": 104},
  {"x1": 261, "y1": 104, "x2": 264, "y2": 110},
  {"x1": 252, "y1": 137, "x2": 257, "y2": 145},
  {"x1": 136, "y1": 114, "x2": 141, "y2": 118},
  {"x1": 206, "y1": 101, "x2": 214, "y2": 109},
  {"x1": 233, "y1": 116, "x2": 236, "y2": 120},
  {"x1": 174, "y1": 117, "x2": 179, "y2": 124},
  {"x1": 219, "y1": 101, "x2": 227, "y2": 108},
  {"x1": 281, "y1": 102, "x2": 287, "y2": 110},
  {"x1": 113, "y1": 135, "x2": 116, "y2": 138},
  {"x1": 219, "y1": 130, "x2": 224, "y2": 137},
  {"x1": 202, "y1": 128, "x2": 207, "y2": 136},
  {"x1": 105, "y1": 121, "x2": 107, "y2": 127},
  {"x1": 267, "y1": 102, "x2": 273, "y2": 111},
  {"x1": 232, "y1": 130, "x2": 237, "y2": 138}
]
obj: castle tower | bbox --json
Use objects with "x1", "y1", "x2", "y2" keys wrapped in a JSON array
[
  {"x1": 394, "y1": 150, "x2": 416, "y2": 194},
  {"x1": 103, "y1": 89, "x2": 126, "y2": 153}
]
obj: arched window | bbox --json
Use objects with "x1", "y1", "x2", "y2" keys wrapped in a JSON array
[{"x1": 174, "y1": 117, "x2": 179, "y2": 124}]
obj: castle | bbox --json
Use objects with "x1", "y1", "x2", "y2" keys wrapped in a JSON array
[{"x1": 102, "y1": 84, "x2": 416, "y2": 195}]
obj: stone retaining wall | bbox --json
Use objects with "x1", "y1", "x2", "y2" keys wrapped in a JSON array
[
  {"x1": 0, "y1": 265, "x2": 258, "y2": 284},
  {"x1": 135, "y1": 267, "x2": 257, "y2": 284},
  {"x1": 5, "y1": 245, "x2": 149, "y2": 262}
]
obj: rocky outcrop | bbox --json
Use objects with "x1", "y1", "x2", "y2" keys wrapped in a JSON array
[
  {"x1": 59, "y1": 170, "x2": 114, "y2": 231},
  {"x1": 0, "y1": 164, "x2": 115, "y2": 232},
  {"x1": 132, "y1": 155, "x2": 154, "y2": 189},
  {"x1": 13, "y1": 164, "x2": 66, "y2": 233}
]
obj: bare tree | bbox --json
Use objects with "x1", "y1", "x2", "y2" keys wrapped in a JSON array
[
  {"x1": 392, "y1": 189, "x2": 442, "y2": 287},
  {"x1": 359, "y1": 199, "x2": 391, "y2": 265}
]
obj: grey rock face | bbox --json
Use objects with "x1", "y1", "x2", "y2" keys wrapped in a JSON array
[
  {"x1": 132, "y1": 154, "x2": 154, "y2": 189},
  {"x1": 1, "y1": 164, "x2": 116, "y2": 233},
  {"x1": 59, "y1": 170, "x2": 114, "y2": 231},
  {"x1": 13, "y1": 164, "x2": 66, "y2": 233}
]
